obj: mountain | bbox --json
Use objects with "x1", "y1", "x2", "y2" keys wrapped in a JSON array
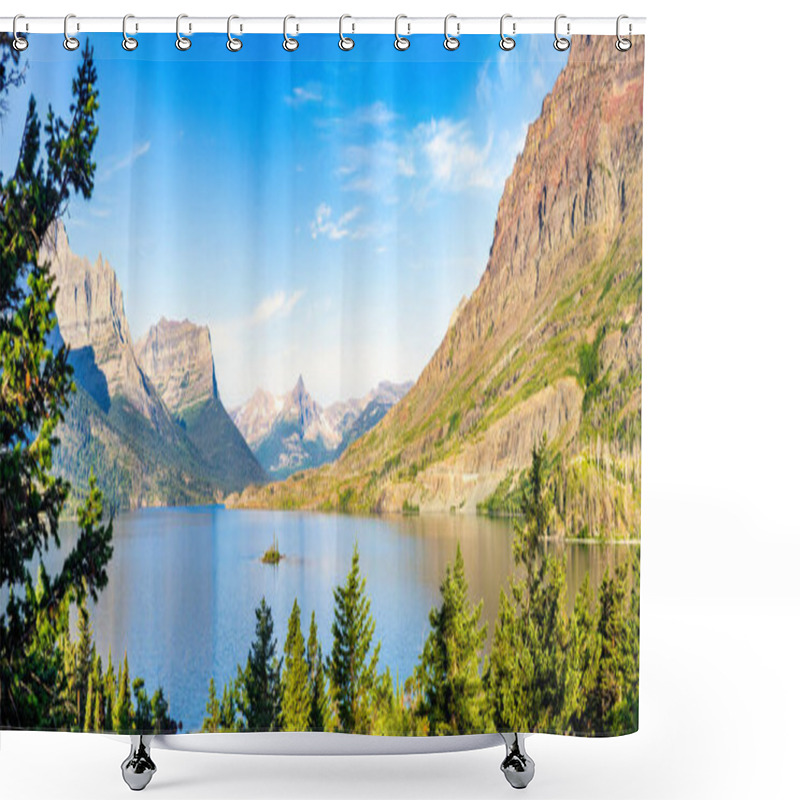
[
  {"x1": 228, "y1": 35, "x2": 643, "y2": 538},
  {"x1": 42, "y1": 224, "x2": 260, "y2": 510},
  {"x1": 232, "y1": 377, "x2": 412, "y2": 480},
  {"x1": 135, "y1": 318, "x2": 266, "y2": 493}
]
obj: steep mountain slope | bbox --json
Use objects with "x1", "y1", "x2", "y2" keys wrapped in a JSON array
[
  {"x1": 42, "y1": 225, "x2": 244, "y2": 510},
  {"x1": 229, "y1": 36, "x2": 644, "y2": 538},
  {"x1": 232, "y1": 378, "x2": 412, "y2": 480},
  {"x1": 135, "y1": 318, "x2": 265, "y2": 493}
]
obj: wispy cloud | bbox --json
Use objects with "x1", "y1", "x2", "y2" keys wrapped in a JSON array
[
  {"x1": 330, "y1": 118, "x2": 497, "y2": 202},
  {"x1": 248, "y1": 290, "x2": 305, "y2": 325},
  {"x1": 310, "y1": 203, "x2": 362, "y2": 241},
  {"x1": 316, "y1": 101, "x2": 398, "y2": 132},
  {"x1": 99, "y1": 141, "x2": 151, "y2": 182},
  {"x1": 285, "y1": 85, "x2": 323, "y2": 106},
  {"x1": 414, "y1": 118, "x2": 496, "y2": 192}
]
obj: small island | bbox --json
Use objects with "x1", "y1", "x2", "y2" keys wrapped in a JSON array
[{"x1": 260, "y1": 535, "x2": 285, "y2": 565}]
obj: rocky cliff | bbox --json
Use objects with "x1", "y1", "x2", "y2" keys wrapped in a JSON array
[
  {"x1": 44, "y1": 222, "x2": 172, "y2": 431},
  {"x1": 44, "y1": 226, "x2": 264, "y2": 509},
  {"x1": 135, "y1": 318, "x2": 217, "y2": 416},
  {"x1": 135, "y1": 317, "x2": 266, "y2": 492},
  {"x1": 229, "y1": 35, "x2": 644, "y2": 538}
]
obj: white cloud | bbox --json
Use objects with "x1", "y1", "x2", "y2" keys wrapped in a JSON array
[
  {"x1": 285, "y1": 85, "x2": 323, "y2": 106},
  {"x1": 330, "y1": 118, "x2": 500, "y2": 201},
  {"x1": 415, "y1": 118, "x2": 496, "y2": 191},
  {"x1": 99, "y1": 141, "x2": 151, "y2": 182},
  {"x1": 310, "y1": 203, "x2": 362, "y2": 241},
  {"x1": 249, "y1": 290, "x2": 305, "y2": 325}
]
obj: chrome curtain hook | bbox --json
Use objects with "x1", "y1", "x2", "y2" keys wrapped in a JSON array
[
  {"x1": 616, "y1": 15, "x2": 632, "y2": 51},
  {"x1": 12, "y1": 14, "x2": 28, "y2": 52},
  {"x1": 227, "y1": 15, "x2": 243, "y2": 51},
  {"x1": 176, "y1": 13, "x2": 191, "y2": 50},
  {"x1": 394, "y1": 14, "x2": 410, "y2": 51},
  {"x1": 283, "y1": 15, "x2": 299, "y2": 51},
  {"x1": 339, "y1": 14, "x2": 354, "y2": 51},
  {"x1": 500, "y1": 14, "x2": 516, "y2": 51},
  {"x1": 122, "y1": 14, "x2": 138, "y2": 51},
  {"x1": 64, "y1": 13, "x2": 80, "y2": 51},
  {"x1": 444, "y1": 14, "x2": 460, "y2": 51},
  {"x1": 554, "y1": 14, "x2": 570, "y2": 51}
]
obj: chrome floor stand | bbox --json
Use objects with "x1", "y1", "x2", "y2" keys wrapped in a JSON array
[
  {"x1": 118, "y1": 731, "x2": 533, "y2": 790},
  {"x1": 500, "y1": 733, "x2": 535, "y2": 789},
  {"x1": 121, "y1": 735, "x2": 157, "y2": 791}
]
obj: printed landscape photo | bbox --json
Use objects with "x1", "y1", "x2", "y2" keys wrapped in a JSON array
[{"x1": 0, "y1": 32, "x2": 642, "y2": 737}]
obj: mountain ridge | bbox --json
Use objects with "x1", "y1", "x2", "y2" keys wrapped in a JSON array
[
  {"x1": 232, "y1": 376, "x2": 412, "y2": 480},
  {"x1": 228, "y1": 35, "x2": 644, "y2": 538}
]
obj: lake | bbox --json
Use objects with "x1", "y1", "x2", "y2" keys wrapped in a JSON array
[{"x1": 55, "y1": 507, "x2": 636, "y2": 732}]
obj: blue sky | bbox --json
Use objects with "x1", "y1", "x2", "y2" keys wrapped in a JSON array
[{"x1": 0, "y1": 33, "x2": 565, "y2": 408}]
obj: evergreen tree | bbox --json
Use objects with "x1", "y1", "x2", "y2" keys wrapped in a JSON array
[
  {"x1": 202, "y1": 678, "x2": 221, "y2": 732},
  {"x1": 89, "y1": 653, "x2": 105, "y2": 731},
  {"x1": 103, "y1": 649, "x2": 116, "y2": 729},
  {"x1": 219, "y1": 679, "x2": 242, "y2": 731},
  {"x1": 306, "y1": 611, "x2": 330, "y2": 732},
  {"x1": 112, "y1": 653, "x2": 133, "y2": 733},
  {"x1": 280, "y1": 599, "x2": 310, "y2": 731},
  {"x1": 414, "y1": 544, "x2": 490, "y2": 734},
  {"x1": 0, "y1": 40, "x2": 110, "y2": 728},
  {"x1": 488, "y1": 438, "x2": 568, "y2": 732},
  {"x1": 586, "y1": 564, "x2": 627, "y2": 732},
  {"x1": 239, "y1": 597, "x2": 282, "y2": 731},
  {"x1": 328, "y1": 545, "x2": 380, "y2": 734},
  {"x1": 149, "y1": 686, "x2": 176, "y2": 733},
  {"x1": 558, "y1": 574, "x2": 599, "y2": 733},
  {"x1": 83, "y1": 670, "x2": 96, "y2": 733},
  {"x1": 132, "y1": 676, "x2": 150, "y2": 730},
  {"x1": 74, "y1": 600, "x2": 95, "y2": 730}
]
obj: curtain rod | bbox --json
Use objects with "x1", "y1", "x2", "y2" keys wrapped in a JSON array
[{"x1": 2, "y1": 16, "x2": 646, "y2": 36}]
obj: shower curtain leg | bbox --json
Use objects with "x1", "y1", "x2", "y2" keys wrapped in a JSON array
[
  {"x1": 499, "y1": 733, "x2": 535, "y2": 789},
  {"x1": 120, "y1": 734, "x2": 157, "y2": 791}
]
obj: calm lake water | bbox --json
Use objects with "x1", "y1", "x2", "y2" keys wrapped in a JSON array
[{"x1": 54, "y1": 507, "x2": 636, "y2": 732}]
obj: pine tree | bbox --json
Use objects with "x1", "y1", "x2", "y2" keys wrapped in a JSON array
[
  {"x1": 586, "y1": 564, "x2": 628, "y2": 732},
  {"x1": 103, "y1": 649, "x2": 116, "y2": 728},
  {"x1": 306, "y1": 611, "x2": 330, "y2": 732},
  {"x1": 239, "y1": 597, "x2": 282, "y2": 731},
  {"x1": 328, "y1": 544, "x2": 380, "y2": 734},
  {"x1": 415, "y1": 543, "x2": 490, "y2": 734},
  {"x1": 113, "y1": 653, "x2": 133, "y2": 733},
  {"x1": 202, "y1": 678, "x2": 221, "y2": 732},
  {"x1": 149, "y1": 686, "x2": 176, "y2": 733},
  {"x1": 558, "y1": 574, "x2": 599, "y2": 733},
  {"x1": 0, "y1": 41, "x2": 109, "y2": 728},
  {"x1": 488, "y1": 438, "x2": 568, "y2": 732},
  {"x1": 74, "y1": 600, "x2": 95, "y2": 730},
  {"x1": 280, "y1": 599, "x2": 310, "y2": 731},
  {"x1": 219, "y1": 680, "x2": 242, "y2": 731},
  {"x1": 83, "y1": 670, "x2": 95, "y2": 733},
  {"x1": 89, "y1": 653, "x2": 105, "y2": 731}
]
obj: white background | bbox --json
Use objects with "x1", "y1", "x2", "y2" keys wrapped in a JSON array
[{"x1": 2, "y1": 1, "x2": 798, "y2": 798}]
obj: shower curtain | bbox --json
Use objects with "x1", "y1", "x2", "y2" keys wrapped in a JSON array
[{"x1": 0, "y1": 30, "x2": 642, "y2": 739}]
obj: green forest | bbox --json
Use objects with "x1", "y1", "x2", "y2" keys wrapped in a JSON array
[{"x1": 201, "y1": 439, "x2": 639, "y2": 738}]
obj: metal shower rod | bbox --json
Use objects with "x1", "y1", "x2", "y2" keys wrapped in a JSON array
[{"x1": 1, "y1": 15, "x2": 646, "y2": 36}]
